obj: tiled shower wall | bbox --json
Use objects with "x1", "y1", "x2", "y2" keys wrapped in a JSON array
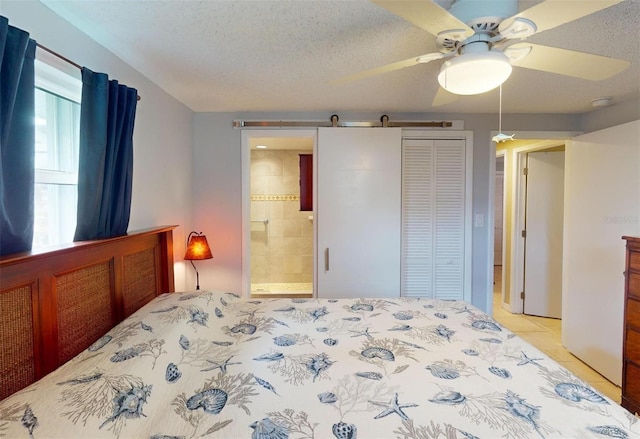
[{"x1": 250, "y1": 150, "x2": 313, "y2": 285}]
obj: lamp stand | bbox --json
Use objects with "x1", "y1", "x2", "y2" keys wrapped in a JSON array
[{"x1": 189, "y1": 260, "x2": 200, "y2": 290}]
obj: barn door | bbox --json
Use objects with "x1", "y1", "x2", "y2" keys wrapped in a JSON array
[{"x1": 316, "y1": 127, "x2": 402, "y2": 298}]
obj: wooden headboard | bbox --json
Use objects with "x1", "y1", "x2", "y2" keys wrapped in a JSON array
[{"x1": 0, "y1": 225, "x2": 176, "y2": 400}]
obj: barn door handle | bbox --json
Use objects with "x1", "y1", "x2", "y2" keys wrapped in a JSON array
[{"x1": 325, "y1": 248, "x2": 330, "y2": 272}]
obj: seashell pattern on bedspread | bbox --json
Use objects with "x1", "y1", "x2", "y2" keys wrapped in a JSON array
[{"x1": 0, "y1": 290, "x2": 638, "y2": 438}]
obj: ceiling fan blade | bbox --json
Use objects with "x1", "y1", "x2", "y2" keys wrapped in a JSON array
[
  {"x1": 432, "y1": 87, "x2": 458, "y2": 107},
  {"x1": 332, "y1": 52, "x2": 445, "y2": 85},
  {"x1": 499, "y1": 0, "x2": 624, "y2": 35},
  {"x1": 507, "y1": 43, "x2": 630, "y2": 80},
  {"x1": 371, "y1": 0, "x2": 473, "y2": 38}
]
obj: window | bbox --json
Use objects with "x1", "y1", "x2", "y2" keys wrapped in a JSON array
[{"x1": 33, "y1": 56, "x2": 81, "y2": 248}]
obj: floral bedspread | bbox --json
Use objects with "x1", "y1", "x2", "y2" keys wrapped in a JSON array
[{"x1": 1, "y1": 290, "x2": 638, "y2": 439}]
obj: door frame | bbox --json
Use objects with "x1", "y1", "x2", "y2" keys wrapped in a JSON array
[
  {"x1": 495, "y1": 150, "x2": 507, "y2": 309},
  {"x1": 501, "y1": 131, "x2": 580, "y2": 313},
  {"x1": 241, "y1": 127, "x2": 475, "y2": 304},
  {"x1": 241, "y1": 129, "x2": 318, "y2": 298}
]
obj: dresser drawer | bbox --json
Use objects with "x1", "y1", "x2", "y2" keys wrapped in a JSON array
[
  {"x1": 626, "y1": 327, "x2": 640, "y2": 363},
  {"x1": 630, "y1": 250, "x2": 640, "y2": 271},
  {"x1": 627, "y1": 297, "x2": 640, "y2": 329},
  {"x1": 629, "y1": 272, "x2": 640, "y2": 299},
  {"x1": 625, "y1": 361, "x2": 640, "y2": 403}
]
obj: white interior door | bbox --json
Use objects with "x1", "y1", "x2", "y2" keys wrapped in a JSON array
[
  {"x1": 562, "y1": 120, "x2": 640, "y2": 386},
  {"x1": 524, "y1": 151, "x2": 564, "y2": 318},
  {"x1": 317, "y1": 127, "x2": 402, "y2": 298}
]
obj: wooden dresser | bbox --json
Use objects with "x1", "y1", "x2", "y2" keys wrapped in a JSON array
[{"x1": 622, "y1": 236, "x2": 640, "y2": 414}]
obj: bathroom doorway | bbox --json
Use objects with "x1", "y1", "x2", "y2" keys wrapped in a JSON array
[{"x1": 245, "y1": 133, "x2": 315, "y2": 298}]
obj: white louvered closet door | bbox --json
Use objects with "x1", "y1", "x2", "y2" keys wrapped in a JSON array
[{"x1": 401, "y1": 138, "x2": 466, "y2": 299}]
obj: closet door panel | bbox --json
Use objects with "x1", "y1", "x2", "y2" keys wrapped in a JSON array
[
  {"x1": 401, "y1": 140, "x2": 434, "y2": 297},
  {"x1": 317, "y1": 128, "x2": 402, "y2": 298},
  {"x1": 401, "y1": 138, "x2": 466, "y2": 299},
  {"x1": 434, "y1": 141, "x2": 466, "y2": 299}
]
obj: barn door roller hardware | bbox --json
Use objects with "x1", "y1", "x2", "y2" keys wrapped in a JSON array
[{"x1": 233, "y1": 115, "x2": 454, "y2": 129}]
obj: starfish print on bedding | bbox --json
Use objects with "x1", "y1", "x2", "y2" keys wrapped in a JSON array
[
  {"x1": 237, "y1": 309, "x2": 263, "y2": 318},
  {"x1": 349, "y1": 327, "x2": 378, "y2": 339},
  {"x1": 201, "y1": 356, "x2": 241, "y2": 373},
  {"x1": 512, "y1": 351, "x2": 544, "y2": 367},
  {"x1": 369, "y1": 393, "x2": 418, "y2": 421}
]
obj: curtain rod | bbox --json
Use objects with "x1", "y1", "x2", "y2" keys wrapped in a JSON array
[{"x1": 36, "y1": 43, "x2": 141, "y2": 101}]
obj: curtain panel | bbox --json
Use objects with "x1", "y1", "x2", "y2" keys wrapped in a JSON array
[
  {"x1": 74, "y1": 67, "x2": 137, "y2": 241},
  {"x1": 0, "y1": 16, "x2": 36, "y2": 256}
]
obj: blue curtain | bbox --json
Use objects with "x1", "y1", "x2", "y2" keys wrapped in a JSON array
[
  {"x1": 74, "y1": 67, "x2": 137, "y2": 241},
  {"x1": 0, "y1": 16, "x2": 36, "y2": 256}
]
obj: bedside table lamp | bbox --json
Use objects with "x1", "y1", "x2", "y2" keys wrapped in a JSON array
[{"x1": 184, "y1": 231, "x2": 213, "y2": 290}]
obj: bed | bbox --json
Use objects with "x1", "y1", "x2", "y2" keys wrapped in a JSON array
[{"x1": 1, "y1": 229, "x2": 638, "y2": 438}]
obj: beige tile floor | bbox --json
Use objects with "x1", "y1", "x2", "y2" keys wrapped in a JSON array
[
  {"x1": 491, "y1": 266, "x2": 622, "y2": 403},
  {"x1": 250, "y1": 282, "x2": 313, "y2": 299}
]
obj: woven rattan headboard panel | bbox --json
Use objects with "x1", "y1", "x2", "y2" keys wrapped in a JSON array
[{"x1": 0, "y1": 226, "x2": 176, "y2": 400}]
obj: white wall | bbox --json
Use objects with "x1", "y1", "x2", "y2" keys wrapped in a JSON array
[
  {"x1": 563, "y1": 120, "x2": 640, "y2": 385},
  {"x1": 193, "y1": 111, "x2": 583, "y2": 311},
  {"x1": 1, "y1": 1, "x2": 195, "y2": 291},
  {"x1": 192, "y1": 113, "x2": 242, "y2": 292}
]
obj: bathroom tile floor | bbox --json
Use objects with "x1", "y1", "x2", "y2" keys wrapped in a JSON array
[
  {"x1": 250, "y1": 282, "x2": 313, "y2": 299},
  {"x1": 491, "y1": 266, "x2": 622, "y2": 404}
]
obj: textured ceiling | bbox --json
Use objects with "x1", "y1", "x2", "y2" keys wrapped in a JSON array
[{"x1": 41, "y1": 0, "x2": 640, "y2": 114}]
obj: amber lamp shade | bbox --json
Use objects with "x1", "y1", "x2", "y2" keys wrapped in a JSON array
[{"x1": 184, "y1": 231, "x2": 213, "y2": 290}]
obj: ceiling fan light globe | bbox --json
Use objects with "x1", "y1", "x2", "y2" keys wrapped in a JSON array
[{"x1": 437, "y1": 50, "x2": 512, "y2": 95}]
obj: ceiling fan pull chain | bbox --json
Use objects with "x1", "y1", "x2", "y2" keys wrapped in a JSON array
[{"x1": 498, "y1": 84, "x2": 502, "y2": 133}]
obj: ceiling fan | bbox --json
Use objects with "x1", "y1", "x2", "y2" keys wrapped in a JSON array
[{"x1": 336, "y1": 0, "x2": 630, "y2": 103}]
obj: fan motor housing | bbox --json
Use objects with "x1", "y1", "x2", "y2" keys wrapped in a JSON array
[
  {"x1": 437, "y1": 27, "x2": 498, "y2": 54},
  {"x1": 437, "y1": 0, "x2": 519, "y2": 52},
  {"x1": 448, "y1": 0, "x2": 518, "y2": 26}
]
